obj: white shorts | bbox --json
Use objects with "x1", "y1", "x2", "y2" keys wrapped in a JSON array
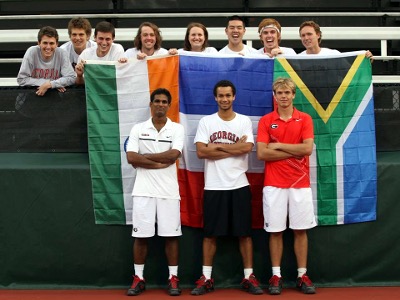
[
  {"x1": 263, "y1": 186, "x2": 317, "y2": 232},
  {"x1": 131, "y1": 196, "x2": 182, "y2": 238}
]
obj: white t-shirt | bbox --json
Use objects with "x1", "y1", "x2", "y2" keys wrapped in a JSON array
[
  {"x1": 219, "y1": 44, "x2": 258, "y2": 56},
  {"x1": 126, "y1": 118, "x2": 184, "y2": 199},
  {"x1": 194, "y1": 112, "x2": 254, "y2": 190},
  {"x1": 298, "y1": 48, "x2": 341, "y2": 56},
  {"x1": 178, "y1": 47, "x2": 218, "y2": 54},
  {"x1": 257, "y1": 46, "x2": 297, "y2": 56},
  {"x1": 124, "y1": 47, "x2": 168, "y2": 58},
  {"x1": 60, "y1": 40, "x2": 97, "y2": 66},
  {"x1": 78, "y1": 43, "x2": 124, "y2": 62}
]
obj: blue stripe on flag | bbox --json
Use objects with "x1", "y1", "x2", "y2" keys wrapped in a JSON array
[
  {"x1": 343, "y1": 97, "x2": 377, "y2": 223},
  {"x1": 179, "y1": 55, "x2": 274, "y2": 116}
]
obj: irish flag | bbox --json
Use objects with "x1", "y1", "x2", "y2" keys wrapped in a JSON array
[
  {"x1": 85, "y1": 56, "x2": 179, "y2": 224},
  {"x1": 85, "y1": 53, "x2": 376, "y2": 227}
]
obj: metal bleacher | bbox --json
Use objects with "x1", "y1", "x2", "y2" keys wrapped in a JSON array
[{"x1": 0, "y1": 0, "x2": 399, "y2": 85}]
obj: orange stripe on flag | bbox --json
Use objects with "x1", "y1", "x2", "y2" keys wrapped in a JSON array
[{"x1": 147, "y1": 56, "x2": 180, "y2": 122}]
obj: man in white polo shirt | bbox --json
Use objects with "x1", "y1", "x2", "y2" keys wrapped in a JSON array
[{"x1": 126, "y1": 88, "x2": 184, "y2": 297}]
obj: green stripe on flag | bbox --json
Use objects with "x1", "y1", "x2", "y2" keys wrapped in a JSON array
[
  {"x1": 85, "y1": 64, "x2": 126, "y2": 224},
  {"x1": 274, "y1": 56, "x2": 372, "y2": 225}
]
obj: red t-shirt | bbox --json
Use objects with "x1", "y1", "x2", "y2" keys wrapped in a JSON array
[{"x1": 257, "y1": 108, "x2": 314, "y2": 188}]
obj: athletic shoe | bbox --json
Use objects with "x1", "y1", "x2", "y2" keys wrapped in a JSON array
[
  {"x1": 127, "y1": 275, "x2": 146, "y2": 296},
  {"x1": 268, "y1": 275, "x2": 283, "y2": 295},
  {"x1": 190, "y1": 275, "x2": 214, "y2": 295},
  {"x1": 168, "y1": 275, "x2": 182, "y2": 296},
  {"x1": 241, "y1": 273, "x2": 263, "y2": 295},
  {"x1": 296, "y1": 274, "x2": 316, "y2": 294}
]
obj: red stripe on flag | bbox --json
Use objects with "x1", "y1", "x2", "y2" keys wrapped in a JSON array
[
  {"x1": 247, "y1": 173, "x2": 265, "y2": 229},
  {"x1": 178, "y1": 169, "x2": 204, "y2": 228},
  {"x1": 179, "y1": 169, "x2": 264, "y2": 229}
]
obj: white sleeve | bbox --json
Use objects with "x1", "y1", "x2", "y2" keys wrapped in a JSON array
[
  {"x1": 172, "y1": 123, "x2": 185, "y2": 153},
  {"x1": 193, "y1": 117, "x2": 209, "y2": 144},
  {"x1": 243, "y1": 116, "x2": 255, "y2": 145},
  {"x1": 126, "y1": 124, "x2": 140, "y2": 153}
]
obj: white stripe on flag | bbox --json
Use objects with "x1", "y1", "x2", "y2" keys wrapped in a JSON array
[
  {"x1": 335, "y1": 85, "x2": 374, "y2": 224},
  {"x1": 116, "y1": 61, "x2": 151, "y2": 224}
]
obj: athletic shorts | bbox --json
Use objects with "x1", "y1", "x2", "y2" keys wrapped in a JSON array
[
  {"x1": 263, "y1": 186, "x2": 317, "y2": 232},
  {"x1": 131, "y1": 196, "x2": 182, "y2": 238},
  {"x1": 203, "y1": 186, "x2": 252, "y2": 237}
]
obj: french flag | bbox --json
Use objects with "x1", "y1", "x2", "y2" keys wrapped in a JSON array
[{"x1": 177, "y1": 54, "x2": 274, "y2": 228}]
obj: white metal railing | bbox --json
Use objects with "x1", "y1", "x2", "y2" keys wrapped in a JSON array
[
  {"x1": 1, "y1": 25, "x2": 399, "y2": 86},
  {"x1": 1, "y1": 26, "x2": 400, "y2": 56}
]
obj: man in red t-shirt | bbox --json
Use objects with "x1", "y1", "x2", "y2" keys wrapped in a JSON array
[{"x1": 257, "y1": 77, "x2": 317, "y2": 295}]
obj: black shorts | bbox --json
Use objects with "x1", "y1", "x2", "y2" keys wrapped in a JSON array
[{"x1": 203, "y1": 186, "x2": 252, "y2": 237}]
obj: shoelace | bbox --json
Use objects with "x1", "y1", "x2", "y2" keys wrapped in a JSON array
[
  {"x1": 170, "y1": 276, "x2": 179, "y2": 288},
  {"x1": 195, "y1": 277, "x2": 210, "y2": 288},
  {"x1": 301, "y1": 275, "x2": 313, "y2": 286},
  {"x1": 131, "y1": 276, "x2": 143, "y2": 288},
  {"x1": 249, "y1": 276, "x2": 260, "y2": 286},
  {"x1": 269, "y1": 275, "x2": 281, "y2": 285}
]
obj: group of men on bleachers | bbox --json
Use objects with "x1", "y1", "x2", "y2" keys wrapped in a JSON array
[{"x1": 16, "y1": 15, "x2": 373, "y2": 96}]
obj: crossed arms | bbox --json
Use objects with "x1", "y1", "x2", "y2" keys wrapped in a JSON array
[
  {"x1": 127, "y1": 149, "x2": 181, "y2": 169},
  {"x1": 196, "y1": 135, "x2": 253, "y2": 160},
  {"x1": 256, "y1": 138, "x2": 314, "y2": 161}
]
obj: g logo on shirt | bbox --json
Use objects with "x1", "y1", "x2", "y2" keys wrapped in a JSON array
[{"x1": 270, "y1": 124, "x2": 278, "y2": 129}]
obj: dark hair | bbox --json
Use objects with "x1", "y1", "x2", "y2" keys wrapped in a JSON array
[
  {"x1": 67, "y1": 17, "x2": 92, "y2": 37},
  {"x1": 94, "y1": 21, "x2": 115, "y2": 38},
  {"x1": 183, "y1": 22, "x2": 209, "y2": 51},
  {"x1": 150, "y1": 88, "x2": 172, "y2": 104},
  {"x1": 213, "y1": 80, "x2": 236, "y2": 97},
  {"x1": 299, "y1": 20, "x2": 322, "y2": 44},
  {"x1": 134, "y1": 22, "x2": 162, "y2": 51},
  {"x1": 38, "y1": 26, "x2": 59, "y2": 42},
  {"x1": 227, "y1": 15, "x2": 245, "y2": 28}
]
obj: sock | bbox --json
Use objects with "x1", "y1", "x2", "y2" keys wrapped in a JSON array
[
  {"x1": 134, "y1": 264, "x2": 145, "y2": 279},
  {"x1": 272, "y1": 266, "x2": 281, "y2": 277},
  {"x1": 168, "y1": 265, "x2": 178, "y2": 279},
  {"x1": 202, "y1": 265, "x2": 212, "y2": 279},
  {"x1": 244, "y1": 268, "x2": 253, "y2": 279},
  {"x1": 298, "y1": 267, "x2": 307, "y2": 278}
]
